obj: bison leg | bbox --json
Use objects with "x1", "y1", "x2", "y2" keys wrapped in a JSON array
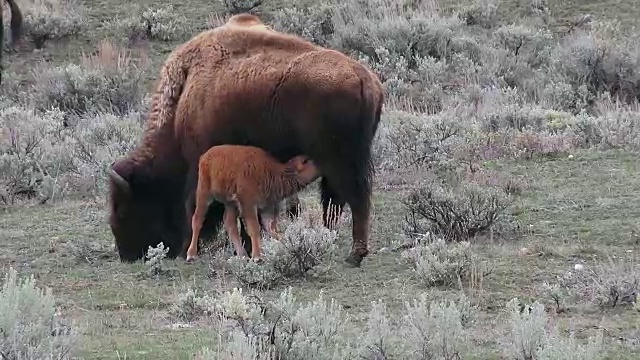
[
  {"x1": 320, "y1": 177, "x2": 346, "y2": 230},
  {"x1": 239, "y1": 215, "x2": 255, "y2": 256},
  {"x1": 321, "y1": 165, "x2": 372, "y2": 268}
]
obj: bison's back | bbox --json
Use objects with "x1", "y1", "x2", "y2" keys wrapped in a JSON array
[{"x1": 176, "y1": 49, "x2": 379, "y2": 167}]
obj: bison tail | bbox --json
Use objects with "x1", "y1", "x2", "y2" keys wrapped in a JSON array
[{"x1": 356, "y1": 69, "x2": 383, "y2": 189}]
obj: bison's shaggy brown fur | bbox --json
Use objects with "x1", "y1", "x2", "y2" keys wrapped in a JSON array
[
  {"x1": 186, "y1": 145, "x2": 320, "y2": 262},
  {"x1": 0, "y1": 0, "x2": 23, "y2": 84},
  {"x1": 107, "y1": 14, "x2": 384, "y2": 267}
]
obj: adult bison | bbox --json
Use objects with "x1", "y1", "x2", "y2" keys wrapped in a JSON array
[
  {"x1": 107, "y1": 14, "x2": 384, "y2": 267},
  {"x1": 0, "y1": 0, "x2": 23, "y2": 84}
]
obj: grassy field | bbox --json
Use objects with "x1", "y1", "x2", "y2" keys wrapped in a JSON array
[{"x1": 2, "y1": 0, "x2": 640, "y2": 359}]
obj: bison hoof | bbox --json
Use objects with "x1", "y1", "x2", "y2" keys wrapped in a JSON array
[
  {"x1": 344, "y1": 253, "x2": 364, "y2": 268},
  {"x1": 186, "y1": 255, "x2": 197, "y2": 263},
  {"x1": 250, "y1": 257, "x2": 264, "y2": 264}
]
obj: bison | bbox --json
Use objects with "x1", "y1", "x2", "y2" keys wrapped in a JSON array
[
  {"x1": 0, "y1": 0, "x2": 23, "y2": 84},
  {"x1": 107, "y1": 14, "x2": 384, "y2": 267},
  {"x1": 186, "y1": 145, "x2": 321, "y2": 262}
]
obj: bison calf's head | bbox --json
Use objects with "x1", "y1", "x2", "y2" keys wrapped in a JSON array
[
  {"x1": 107, "y1": 160, "x2": 185, "y2": 262},
  {"x1": 284, "y1": 155, "x2": 321, "y2": 184}
]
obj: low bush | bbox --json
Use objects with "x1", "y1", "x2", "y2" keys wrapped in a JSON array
[
  {"x1": 220, "y1": 0, "x2": 263, "y2": 15},
  {"x1": 145, "y1": 242, "x2": 171, "y2": 278},
  {"x1": 459, "y1": 0, "x2": 501, "y2": 28},
  {"x1": 225, "y1": 208, "x2": 339, "y2": 289},
  {"x1": 401, "y1": 233, "x2": 481, "y2": 287},
  {"x1": 29, "y1": 40, "x2": 145, "y2": 118},
  {"x1": 0, "y1": 102, "x2": 144, "y2": 205},
  {"x1": 169, "y1": 287, "x2": 215, "y2": 323},
  {"x1": 200, "y1": 287, "x2": 354, "y2": 359},
  {"x1": 101, "y1": 5, "x2": 190, "y2": 42},
  {"x1": 196, "y1": 287, "x2": 474, "y2": 360},
  {"x1": 557, "y1": 256, "x2": 640, "y2": 308},
  {"x1": 402, "y1": 292, "x2": 473, "y2": 360},
  {"x1": 269, "y1": 4, "x2": 335, "y2": 46},
  {"x1": 0, "y1": 267, "x2": 78, "y2": 359},
  {"x1": 501, "y1": 298, "x2": 604, "y2": 360},
  {"x1": 401, "y1": 179, "x2": 513, "y2": 242},
  {"x1": 0, "y1": 105, "x2": 74, "y2": 205},
  {"x1": 18, "y1": 0, "x2": 85, "y2": 48}
]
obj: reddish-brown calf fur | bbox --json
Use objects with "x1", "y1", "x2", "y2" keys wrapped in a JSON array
[
  {"x1": 107, "y1": 14, "x2": 383, "y2": 268},
  {"x1": 186, "y1": 145, "x2": 320, "y2": 261}
]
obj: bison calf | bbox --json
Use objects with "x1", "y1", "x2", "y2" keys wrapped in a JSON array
[{"x1": 186, "y1": 145, "x2": 321, "y2": 262}]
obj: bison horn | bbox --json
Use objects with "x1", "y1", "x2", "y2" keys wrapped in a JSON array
[{"x1": 107, "y1": 165, "x2": 130, "y2": 193}]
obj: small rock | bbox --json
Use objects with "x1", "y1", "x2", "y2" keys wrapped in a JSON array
[
  {"x1": 518, "y1": 247, "x2": 531, "y2": 256},
  {"x1": 568, "y1": 154, "x2": 574, "y2": 159},
  {"x1": 574, "y1": 264, "x2": 584, "y2": 271}
]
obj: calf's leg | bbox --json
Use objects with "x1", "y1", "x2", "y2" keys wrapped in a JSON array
[
  {"x1": 223, "y1": 205, "x2": 247, "y2": 257},
  {"x1": 240, "y1": 203, "x2": 264, "y2": 261},
  {"x1": 186, "y1": 189, "x2": 211, "y2": 262}
]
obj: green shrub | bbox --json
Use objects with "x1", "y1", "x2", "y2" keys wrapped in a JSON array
[
  {"x1": 401, "y1": 179, "x2": 513, "y2": 242},
  {"x1": 220, "y1": 0, "x2": 263, "y2": 15},
  {"x1": 169, "y1": 287, "x2": 215, "y2": 322},
  {"x1": 401, "y1": 292, "x2": 473, "y2": 359},
  {"x1": 459, "y1": 0, "x2": 501, "y2": 28},
  {"x1": 269, "y1": 4, "x2": 335, "y2": 46},
  {"x1": 557, "y1": 256, "x2": 640, "y2": 308},
  {"x1": 199, "y1": 287, "x2": 355, "y2": 359},
  {"x1": 401, "y1": 234, "x2": 481, "y2": 287},
  {"x1": 0, "y1": 105, "x2": 74, "y2": 205},
  {"x1": 29, "y1": 41, "x2": 145, "y2": 118},
  {"x1": 0, "y1": 267, "x2": 77, "y2": 359},
  {"x1": 501, "y1": 298, "x2": 604, "y2": 360},
  {"x1": 102, "y1": 5, "x2": 190, "y2": 42},
  {"x1": 225, "y1": 207, "x2": 339, "y2": 289},
  {"x1": 18, "y1": 0, "x2": 85, "y2": 48}
]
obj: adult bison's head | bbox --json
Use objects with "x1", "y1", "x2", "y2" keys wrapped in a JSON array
[{"x1": 107, "y1": 159, "x2": 186, "y2": 261}]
